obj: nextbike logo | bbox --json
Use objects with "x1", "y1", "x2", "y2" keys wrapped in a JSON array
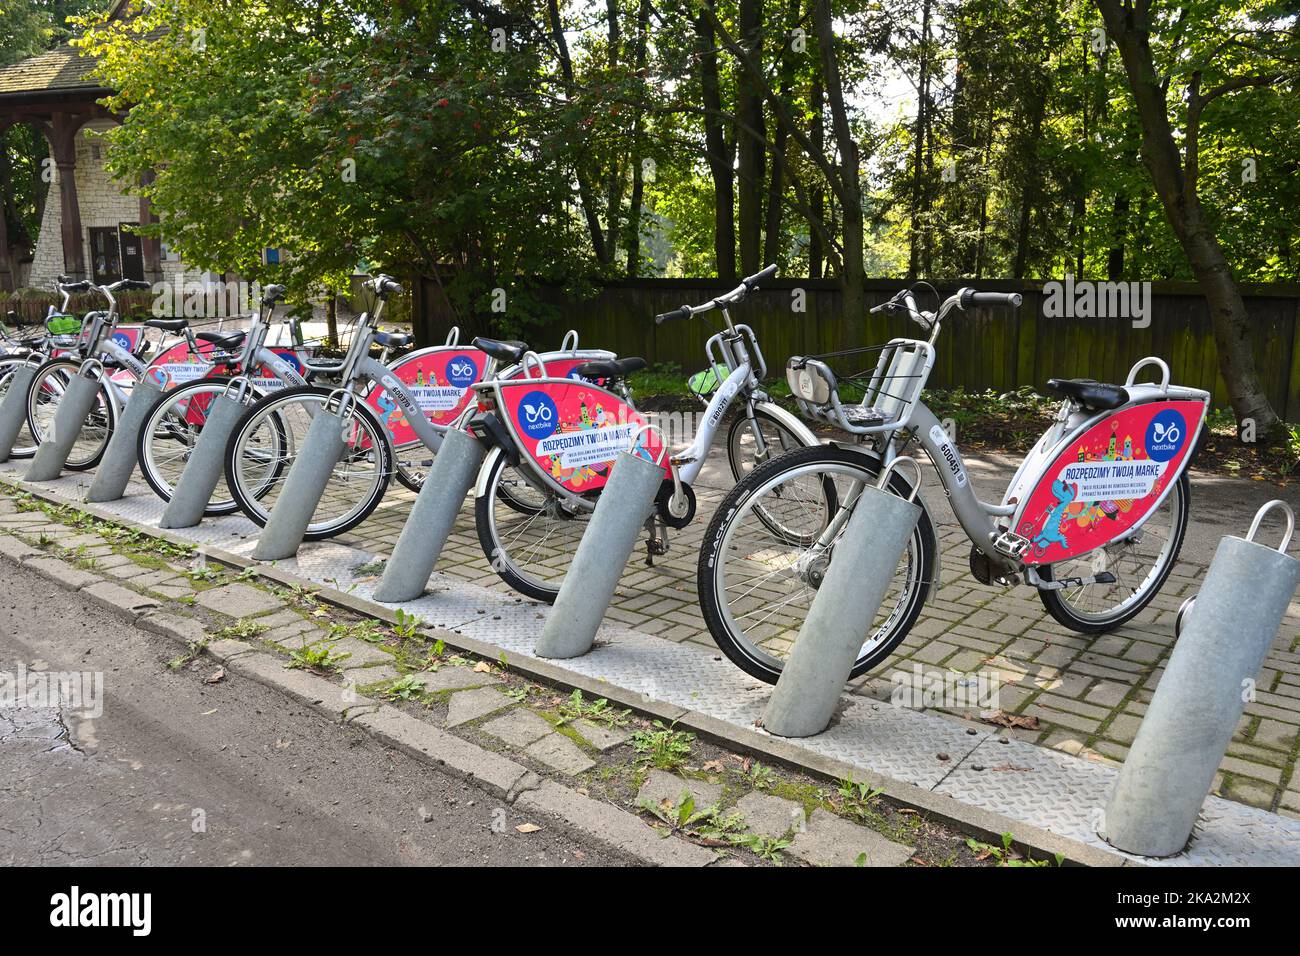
[
  {"x1": 1042, "y1": 274, "x2": 1151, "y2": 329},
  {"x1": 50, "y1": 886, "x2": 151, "y2": 936},
  {"x1": 1145, "y1": 408, "x2": 1186, "y2": 462},
  {"x1": 518, "y1": 390, "x2": 558, "y2": 439},
  {"x1": 446, "y1": 356, "x2": 479, "y2": 388}
]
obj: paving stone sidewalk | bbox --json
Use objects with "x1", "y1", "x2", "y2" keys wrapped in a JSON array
[{"x1": 338, "y1": 473, "x2": 1300, "y2": 820}]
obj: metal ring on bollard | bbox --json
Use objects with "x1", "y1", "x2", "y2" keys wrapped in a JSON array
[
  {"x1": 325, "y1": 388, "x2": 357, "y2": 421},
  {"x1": 876, "y1": 455, "x2": 922, "y2": 501},
  {"x1": 22, "y1": 352, "x2": 45, "y2": 369},
  {"x1": 561, "y1": 329, "x2": 579, "y2": 353},
  {"x1": 629, "y1": 423, "x2": 668, "y2": 466},
  {"x1": 1125, "y1": 356, "x2": 1171, "y2": 392},
  {"x1": 222, "y1": 375, "x2": 251, "y2": 405},
  {"x1": 77, "y1": 358, "x2": 106, "y2": 382},
  {"x1": 1246, "y1": 499, "x2": 1295, "y2": 553},
  {"x1": 445, "y1": 327, "x2": 460, "y2": 347},
  {"x1": 1174, "y1": 499, "x2": 1295, "y2": 639}
]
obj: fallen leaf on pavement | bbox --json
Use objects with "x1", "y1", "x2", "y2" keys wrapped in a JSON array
[
  {"x1": 979, "y1": 710, "x2": 1039, "y2": 731},
  {"x1": 990, "y1": 764, "x2": 1034, "y2": 773},
  {"x1": 204, "y1": 668, "x2": 225, "y2": 684},
  {"x1": 473, "y1": 661, "x2": 491, "y2": 673},
  {"x1": 702, "y1": 759, "x2": 725, "y2": 773},
  {"x1": 515, "y1": 823, "x2": 542, "y2": 833}
]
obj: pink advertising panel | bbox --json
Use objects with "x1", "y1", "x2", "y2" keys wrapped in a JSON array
[
  {"x1": 496, "y1": 379, "x2": 668, "y2": 495},
  {"x1": 1014, "y1": 400, "x2": 1205, "y2": 564},
  {"x1": 365, "y1": 347, "x2": 487, "y2": 444}
]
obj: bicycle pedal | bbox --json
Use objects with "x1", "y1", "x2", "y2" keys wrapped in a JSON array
[{"x1": 992, "y1": 530, "x2": 1031, "y2": 559}]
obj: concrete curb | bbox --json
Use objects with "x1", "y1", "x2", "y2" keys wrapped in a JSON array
[{"x1": 0, "y1": 478, "x2": 1132, "y2": 867}]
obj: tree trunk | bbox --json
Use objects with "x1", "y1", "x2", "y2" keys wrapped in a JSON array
[
  {"x1": 808, "y1": 75, "x2": 825, "y2": 278},
  {"x1": 694, "y1": 11, "x2": 736, "y2": 279},
  {"x1": 1013, "y1": 81, "x2": 1047, "y2": 279},
  {"x1": 547, "y1": 0, "x2": 609, "y2": 264},
  {"x1": 624, "y1": 0, "x2": 651, "y2": 277},
  {"x1": 907, "y1": 0, "x2": 932, "y2": 279},
  {"x1": 1096, "y1": 0, "x2": 1282, "y2": 438},
  {"x1": 736, "y1": 0, "x2": 766, "y2": 276},
  {"x1": 815, "y1": 0, "x2": 864, "y2": 322}
]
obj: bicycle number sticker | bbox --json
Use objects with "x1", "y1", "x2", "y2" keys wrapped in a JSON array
[
  {"x1": 1015, "y1": 400, "x2": 1204, "y2": 564},
  {"x1": 366, "y1": 347, "x2": 486, "y2": 445},
  {"x1": 928, "y1": 423, "x2": 968, "y2": 488},
  {"x1": 497, "y1": 380, "x2": 667, "y2": 494}
]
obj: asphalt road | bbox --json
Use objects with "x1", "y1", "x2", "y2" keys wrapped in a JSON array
[{"x1": 0, "y1": 558, "x2": 621, "y2": 867}]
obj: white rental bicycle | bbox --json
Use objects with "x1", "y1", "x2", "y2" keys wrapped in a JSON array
[
  {"x1": 697, "y1": 284, "x2": 1208, "y2": 683},
  {"x1": 469, "y1": 264, "x2": 821, "y2": 601}
]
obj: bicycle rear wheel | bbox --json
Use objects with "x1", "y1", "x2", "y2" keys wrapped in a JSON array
[
  {"x1": 474, "y1": 448, "x2": 592, "y2": 603},
  {"x1": 224, "y1": 385, "x2": 392, "y2": 540},
  {"x1": 1037, "y1": 471, "x2": 1189, "y2": 633}
]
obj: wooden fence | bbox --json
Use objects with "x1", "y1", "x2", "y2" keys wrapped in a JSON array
[{"x1": 415, "y1": 277, "x2": 1300, "y2": 418}]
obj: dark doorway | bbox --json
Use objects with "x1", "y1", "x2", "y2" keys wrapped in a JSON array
[
  {"x1": 119, "y1": 222, "x2": 145, "y2": 281},
  {"x1": 89, "y1": 227, "x2": 121, "y2": 285}
]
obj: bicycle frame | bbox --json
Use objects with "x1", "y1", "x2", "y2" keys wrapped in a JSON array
[{"x1": 799, "y1": 300, "x2": 1210, "y2": 586}]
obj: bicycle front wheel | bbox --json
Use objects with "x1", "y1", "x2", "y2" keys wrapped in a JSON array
[
  {"x1": 726, "y1": 404, "x2": 815, "y2": 481},
  {"x1": 697, "y1": 444, "x2": 935, "y2": 684},
  {"x1": 26, "y1": 358, "x2": 117, "y2": 471},
  {"x1": 224, "y1": 385, "x2": 392, "y2": 540},
  {"x1": 1037, "y1": 471, "x2": 1189, "y2": 633},
  {"x1": 137, "y1": 377, "x2": 242, "y2": 514}
]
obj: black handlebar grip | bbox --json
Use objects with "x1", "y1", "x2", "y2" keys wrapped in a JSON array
[
  {"x1": 371, "y1": 275, "x2": 404, "y2": 296},
  {"x1": 743, "y1": 264, "x2": 778, "y2": 289},
  {"x1": 654, "y1": 306, "x2": 691, "y2": 325},
  {"x1": 61, "y1": 280, "x2": 91, "y2": 293},
  {"x1": 122, "y1": 279, "x2": 153, "y2": 291},
  {"x1": 262, "y1": 283, "x2": 286, "y2": 304},
  {"x1": 960, "y1": 289, "x2": 1023, "y2": 310}
]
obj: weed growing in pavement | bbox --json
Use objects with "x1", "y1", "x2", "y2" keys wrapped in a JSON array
[
  {"x1": 167, "y1": 638, "x2": 209, "y2": 670},
  {"x1": 556, "y1": 689, "x2": 630, "y2": 729},
  {"x1": 212, "y1": 619, "x2": 268, "y2": 642},
  {"x1": 390, "y1": 608, "x2": 421, "y2": 642},
  {"x1": 383, "y1": 674, "x2": 427, "y2": 701},
  {"x1": 966, "y1": 832, "x2": 1063, "y2": 867},
  {"x1": 330, "y1": 619, "x2": 386, "y2": 644},
  {"x1": 631, "y1": 720, "x2": 694, "y2": 771},
  {"x1": 286, "y1": 641, "x2": 351, "y2": 672}
]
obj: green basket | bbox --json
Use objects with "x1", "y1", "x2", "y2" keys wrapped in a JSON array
[
  {"x1": 688, "y1": 363, "x2": 731, "y2": 398},
  {"x1": 45, "y1": 314, "x2": 82, "y2": 337}
]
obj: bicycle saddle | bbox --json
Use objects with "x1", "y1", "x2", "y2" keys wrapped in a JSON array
[
  {"x1": 373, "y1": 330, "x2": 413, "y2": 350},
  {"x1": 573, "y1": 357, "x2": 647, "y2": 379},
  {"x1": 1046, "y1": 378, "x2": 1130, "y2": 411},
  {"x1": 197, "y1": 330, "x2": 246, "y2": 350},
  {"x1": 144, "y1": 318, "x2": 189, "y2": 332},
  {"x1": 472, "y1": 337, "x2": 528, "y2": 363}
]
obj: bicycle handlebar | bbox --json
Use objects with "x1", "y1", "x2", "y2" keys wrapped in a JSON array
[
  {"x1": 368, "y1": 274, "x2": 404, "y2": 298},
  {"x1": 654, "y1": 264, "x2": 778, "y2": 324},
  {"x1": 959, "y1": 289, "x2": 1022, "y2": 311}
]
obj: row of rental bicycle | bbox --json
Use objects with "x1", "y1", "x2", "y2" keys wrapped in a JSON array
[{"x1": 0, "y1": 269, "x2": 1212, "y2": 685}]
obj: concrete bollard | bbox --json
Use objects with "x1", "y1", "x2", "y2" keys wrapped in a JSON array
[
  {"x1": 535, "y1": 434, "x2": 666, "y2": 660},
  {"x1": 86, "y1": 377, "x2": 164, "y2": 503},
  {"x1": 0, "y1": 362, "x2": 38, "y2": 463},
  {"x1": 373, "y1": 427, "x2": 486, "y2": 602},
  {"x1": 763, "y1": 458, "x2": 923, "y2": 738},
  {"x1": 251, "y1": 405, "x2": 348, "y2": 561},
  {"x1": 159, "y1": 393, "x2": 248, "y2": 529},
  {"x1": 1101, "y1": 500, "x2": 1300, "y2": 857},
  {"x1": 26, "y1": 369, "x2": 104, "y2": 482}
]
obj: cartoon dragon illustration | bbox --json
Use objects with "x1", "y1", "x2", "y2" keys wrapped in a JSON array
[{"x1": 1034, "y1": 479, "x2": 1077, "y2": 551}]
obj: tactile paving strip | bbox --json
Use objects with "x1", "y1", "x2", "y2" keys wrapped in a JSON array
[{"x1": 4, "y1": 462, "x2": 1298, "y2": 866}]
